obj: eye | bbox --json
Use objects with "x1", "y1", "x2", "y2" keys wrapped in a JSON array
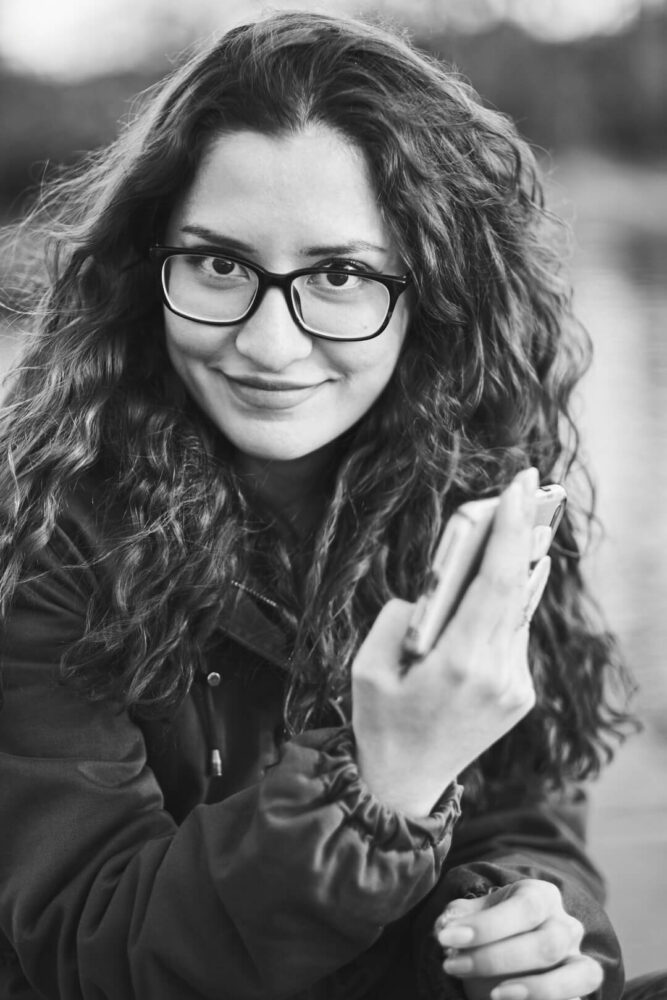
[
  {"x1": 199, "y1": 255, "x2": 246, "y2": 277},
  {"x1": 323, "y1": 271, "x2": 356, "y2": 287},
  {"x1": 210, "y1": 257, "x2": 235, "y2": 276},
  {"x1": 188, "y1": 255, "x2": 254, "y2": 285},
  {"x1": 305, "y1": 261, "x2": 373, "y2": 295}
]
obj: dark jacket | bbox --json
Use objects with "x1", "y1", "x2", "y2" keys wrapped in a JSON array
[{"x1": 0, "y1": 486, "x2": 625, "y2": 999}]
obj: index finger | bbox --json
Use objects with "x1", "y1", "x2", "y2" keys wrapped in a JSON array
[
  {"x1": 436, "y1": 880, "x2": 562, "y2": 950},
  {"x1": 453, "y1": 468, "x2": 538, "y2": 638}
]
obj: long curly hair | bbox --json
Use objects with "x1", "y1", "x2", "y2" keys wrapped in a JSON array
[{"x1": 0, "y1": 11, "x2": 633, "y2": 798}]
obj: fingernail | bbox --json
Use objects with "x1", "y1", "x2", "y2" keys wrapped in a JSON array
[
  {"x1": 530, "y1": 524, "x2": 552, "y2": 561},
  {"x1": 434, "y1": 906, "x2": 467, "y2": 933},
  {"x1": 437, "y1": 924, "x2": 475, "y2": 947},
  {"x1": 519, "y1": 469, "x2": 539, "y2": 514},
  {"x1": 506, "y1": 479, "x2": 524, "y2": 518},
  {"x1": 443, "y1": 953, "x2": 474, "y2": 975},
  {"x1": 515, "y1": 466, "x2": 538, "y2": 494},
  {"x1": 491, "y1": 985, "x2": 529, "y2": 1000}
]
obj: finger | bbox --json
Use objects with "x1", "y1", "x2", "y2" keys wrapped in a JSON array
[
  {"x1": 482, "y1": 468, "x2": 538, "y2": 582},
  {"x1": 525, "y1": 555, "x2": 551, "y2": 619},
  {"x1": 489, "y1": 954, "x2": 603, "y2": 1000},
  {"x1": 515, "y1": 556, "x2": 551, "y2": 631},
  {"x1": 437, "y1": 881, "x2": 562, "y2": 949},
  {"x1": 530, "y1": 524, "x2": 553, "y2": 564},
  {"x1": 441, "y1": 914, "x2": 584, "y2": 978},
  {"x1": 435, "y1": 894, "x2": 492, "y2": 934},
  {"x1": 454, "y1": 469, "x2": 538, "y2": 638}
]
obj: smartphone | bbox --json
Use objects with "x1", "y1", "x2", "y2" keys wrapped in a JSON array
[{"x1": 402, "y1": 484, "x2": 567, "y2": 661}]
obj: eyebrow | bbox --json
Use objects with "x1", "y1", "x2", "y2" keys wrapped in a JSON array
[{"x1": 179, "y1": 224, "x2": 388, "y2": 257}]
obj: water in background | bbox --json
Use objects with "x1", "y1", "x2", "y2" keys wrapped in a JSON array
[
  {"x1": 552, "y1": 153, "x2": 667, "y2": 977},
  {"x1": 0, "y1": 150, "x2": 665, "y2": 975},
  {"x1": 554, "y1": 154, "x2": 667, "y2": 723}
]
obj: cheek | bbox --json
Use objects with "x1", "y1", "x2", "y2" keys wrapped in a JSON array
[
  {"x1": 338, "y1": 320, "x2": 407, "y2": 391},
  {"x1": 163, "y1": 315, "x2": 196, "y2": 356},
  {"x1": 163, "y1": 313, "x2": 226, "y2": 365},
  {"x1": 328, "y1": 349, "x2": 402, "y2": 422}
]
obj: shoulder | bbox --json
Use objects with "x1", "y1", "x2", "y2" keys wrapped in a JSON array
[
  {"x1": 4, "y1": 471, "x2": 124, "y2": 618},
  {"x1": 56, "y1": 473, "x2": 121, "y2": 561}
]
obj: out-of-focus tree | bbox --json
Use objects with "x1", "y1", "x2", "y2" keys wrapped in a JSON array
[
  {"x1": 0, "y1": 0, "x2": 664, "y2": 219},
  {"x1": 0, "y1": 66, "x2": 153, "y2": 217},
  {"x1": 417, "y1": 3, "x2": 666, "y2": 154}
]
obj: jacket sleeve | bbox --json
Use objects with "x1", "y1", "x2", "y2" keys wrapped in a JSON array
[
  {"x1": 0, "y1": 522, "x2": 462, "y2": 1000},
  {"x1": 413, "y1": 784, "x2": 625, "y2": 1000}
]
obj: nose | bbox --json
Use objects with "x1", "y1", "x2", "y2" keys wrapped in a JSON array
[{"x1": 233, "y1": 287, "x2": 313, "y2": 370}]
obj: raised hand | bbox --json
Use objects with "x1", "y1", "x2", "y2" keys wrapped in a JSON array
[{"x1": 352, "y1": 467, "x2": 551, "y2": 817}]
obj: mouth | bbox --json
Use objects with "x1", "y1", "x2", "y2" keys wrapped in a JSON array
[
  {"x1": 221, "y1": 372, "x2": 327, "y2": 410},
  {"x1": 227, "y1": 374, "x2": 321, "y2": 391}
]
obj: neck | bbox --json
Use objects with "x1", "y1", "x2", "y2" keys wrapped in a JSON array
[{"x1": 234, "y1": 442, "x2": 342, "y2": 537}]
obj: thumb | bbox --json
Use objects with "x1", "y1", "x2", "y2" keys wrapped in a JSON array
[
  {"x1": 352, "y1": 598, "x2": 413, "y2": 678},
  {"x1": 434, "y1": 894, "x2": 490, "y2": 933},
  {"x1": 434, "y1": 885, "x2": 517, "y2": 933}
]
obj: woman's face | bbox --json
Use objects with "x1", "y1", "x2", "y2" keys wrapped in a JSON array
[{"x1": 162, "y1": 126, "x2": 411, "y2": 464}]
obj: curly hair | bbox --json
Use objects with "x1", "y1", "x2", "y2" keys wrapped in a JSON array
[{"x1": 0, "y1": 11, "x2": 633, "y2": 800}]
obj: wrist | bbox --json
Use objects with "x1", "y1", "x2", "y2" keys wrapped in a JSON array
[{"x1": 355, "y1": 743, "x2": 457, "y2": 817}]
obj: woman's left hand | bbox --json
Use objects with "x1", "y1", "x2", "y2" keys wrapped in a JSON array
[{"x1": 435, "y1": 879, "x2": 604, "y2": 1000}]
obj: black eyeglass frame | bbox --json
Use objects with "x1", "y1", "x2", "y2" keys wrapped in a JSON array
[{"x1": 149, "y1": 245, "x2": 412, "y2": 342}]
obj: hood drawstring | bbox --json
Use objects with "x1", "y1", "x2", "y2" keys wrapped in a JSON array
[{"x1": 195, "y1": 670, "x2": 224, "y2": 778}]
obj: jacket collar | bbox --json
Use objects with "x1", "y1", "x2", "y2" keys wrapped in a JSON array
[{"x1": 216, "y1": 584, "x2": 293, "y2": 670}]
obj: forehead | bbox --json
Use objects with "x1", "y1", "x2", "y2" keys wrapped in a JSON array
[{"x1": 168, "y1": 126, "x2": 392, "y2": 253}]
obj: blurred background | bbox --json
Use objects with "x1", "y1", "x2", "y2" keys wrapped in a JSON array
[{"x1": 0, "y1": 0, "x2": 665, "y2": 977}]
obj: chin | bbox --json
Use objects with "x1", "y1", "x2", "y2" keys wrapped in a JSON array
[{"x1": 231, "y1": 433, "x2": 330, "y2": 464}]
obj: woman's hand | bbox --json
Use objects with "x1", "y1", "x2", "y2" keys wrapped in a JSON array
[
  {"x1": 351, "y1": 467, "x2": 551, "y2": 816},
  {"x1": 435, "y1": 880, "x2": 604, "y2": 1000}
]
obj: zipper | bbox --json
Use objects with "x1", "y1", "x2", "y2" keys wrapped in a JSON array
[
  {"x1": 230, "y1": 578, "x2": 281, "y2": 612},
  {"x1": 228, "y1": 579, "x2": 295, "y2": 667}
]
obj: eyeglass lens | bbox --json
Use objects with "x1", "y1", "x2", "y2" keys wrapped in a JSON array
[{"x1": 161, "y1": 254, "x2": 392, "y2": 339}]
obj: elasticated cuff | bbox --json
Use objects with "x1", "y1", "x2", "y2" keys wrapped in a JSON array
[{"x1": 304, "y1": 725, "x2": 463, "y2": 853}]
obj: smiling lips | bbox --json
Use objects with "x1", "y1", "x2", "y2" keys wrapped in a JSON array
[{"x1": 222, "y1": 372, "x2": 326, "y2": 409}]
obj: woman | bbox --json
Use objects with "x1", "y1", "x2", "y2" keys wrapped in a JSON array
[{"x1": 0, "y1": 11, "x2": 643, "y2": 1000}]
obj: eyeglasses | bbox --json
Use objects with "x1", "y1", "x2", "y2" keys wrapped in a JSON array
[{"x1": 149, "y1": 245, "x2": 412, "y2": 342}]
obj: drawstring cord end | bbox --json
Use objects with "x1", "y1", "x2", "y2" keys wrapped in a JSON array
[{"x1": 210, "y1": 748, "x2": 223, "y2": 777}]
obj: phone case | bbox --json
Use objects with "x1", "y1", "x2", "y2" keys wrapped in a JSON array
[{"x1": 402, "y1": 485, "x2": 566, "y2": 661}]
